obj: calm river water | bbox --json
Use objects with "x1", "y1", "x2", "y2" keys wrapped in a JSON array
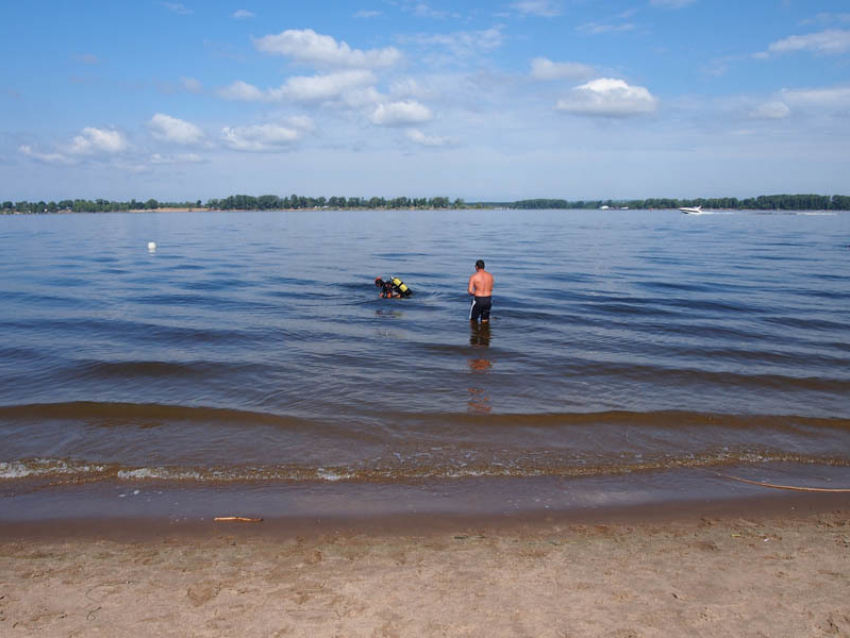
[{"x1": 1, "y1": 209, "x2": 849, "y2": 520}]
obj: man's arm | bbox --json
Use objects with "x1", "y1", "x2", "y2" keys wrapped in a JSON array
[{"x1": 468, "y1": 274, "x2": 477, "y2": 295}]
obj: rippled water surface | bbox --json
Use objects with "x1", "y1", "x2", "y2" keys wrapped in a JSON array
[{"x1": 2, "y1": 209, "x2": 849, "y2": 518}]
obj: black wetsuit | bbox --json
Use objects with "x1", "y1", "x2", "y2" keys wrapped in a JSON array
[
  {"x1": 379, "y1": 278, "x2": 412, "y2": 298},
  {"x1": 380, "y1": 281, "x2": 399, "y2": 298},
  {"x1": 469, "y1": 295, "x2": 492, "y2": 322}
]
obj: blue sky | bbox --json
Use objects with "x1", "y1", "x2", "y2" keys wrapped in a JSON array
[{"x1": 1, "y1": 0, "x2": 849, "y2": 202}]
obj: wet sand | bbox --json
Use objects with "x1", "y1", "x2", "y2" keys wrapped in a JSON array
[{"x1": 2, "y1": 499, "x2": 849, "y2": 637}]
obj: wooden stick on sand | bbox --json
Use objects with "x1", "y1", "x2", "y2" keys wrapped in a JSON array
[{"x1": 214, "y1": 516, "x2": 264, "y2": 523}]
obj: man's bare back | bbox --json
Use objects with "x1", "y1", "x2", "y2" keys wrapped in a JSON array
[
  {"x1": 468, "y1": 259, "x2": 494, "y2": 322},
  {"x1": 468, "y1": 268, "x2": 494, "y2": 296}
]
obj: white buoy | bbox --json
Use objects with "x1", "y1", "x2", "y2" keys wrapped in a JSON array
[{"x1": 148, "y1": 241, "x2": 157, "y2": 253}]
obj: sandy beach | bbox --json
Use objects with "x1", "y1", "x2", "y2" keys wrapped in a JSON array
[{"x1": 2, "y1": 500, "x2": 848, "y2": 637}]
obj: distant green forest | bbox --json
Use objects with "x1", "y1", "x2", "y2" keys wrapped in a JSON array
[{"x1": 3, "y1": 193, "x2": 849, "y2": 213}]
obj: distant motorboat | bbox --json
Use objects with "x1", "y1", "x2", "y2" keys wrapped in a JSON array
[{"x1": 679, "y1": 205, "x2": 703, "y2": 214}]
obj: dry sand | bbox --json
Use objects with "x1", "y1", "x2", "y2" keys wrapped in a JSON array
[{"x1": 1, "y1": 506, "x2": 849, "y2": 637}]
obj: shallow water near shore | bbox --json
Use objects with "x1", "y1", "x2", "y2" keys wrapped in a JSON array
[{"x1": 1, "y1": 208, "x2": 849, "y2": 521}]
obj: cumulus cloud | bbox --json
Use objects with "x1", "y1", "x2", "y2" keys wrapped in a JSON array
[
  {"x1": 758, "y1": 29, "x2": 850, "y2": 58},
  {"x1": 217, "y1": 80, "x2": 265, "y2": 101},
  {"x1": 370, "y1": 100, "x2": 433, "y2": 126},
  {"x1": 148, "y1": 113, "x2": 205, "y2": 145},
  {"x1": 401, "y1": 27, "x2": 504, "y2": 59},
  {"x1": 253, "y1": 29, "x2": 402, "y2": 69},
  {"x1": 512, "y1": 1, "x2": 562, "y2": 18},
  {"x1": 780, "y1": 86, "x2": 850, "y2": 107},
  {"x1": 405, "y1": 129, "x2": 451, "y2": 147},
  {"x1": 749, "y1": 101, "x2": 790, "y2": 120},
  {"x1": 19, "y1": 145, "x2": 75, "y2": 164},
  {"x1": 66, "y1": 127, "x2": 130, "y2": 154},
  {"x1": 217, "y1": 72, "x2": 377, "y2": 104},
  {"x1": 221, "y1": 119, "x2": 313, "y2": 152},
  {"x1": 556, "y1": 78, "x2": 658, "y2": 117},
  {"x1": 19, "y1": 126, "x2": 129, "y2": 164},
  {"x1": 531, "y1": 57, "x2": 594, "y2": 80},
  {"x1": 340, "y1": 86, "x2": 384, "y2": 107},
  {"x1": 150, "y1": 153, "x2": 203, "y2": 164},
  {"x1": 269, "y1": 70, "x2": 377, "y2": 102},
  {"x1": 231, "y1": 9, "x2": 255, "y2": 19}
]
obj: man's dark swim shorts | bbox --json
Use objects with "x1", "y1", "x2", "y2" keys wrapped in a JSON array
[{"x1": 469, "y1": 295, "x2": 492, "y2": 322}]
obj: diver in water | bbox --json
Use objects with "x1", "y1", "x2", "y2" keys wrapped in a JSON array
[{"x1": 375, "y1": 277, "x2": 413, "y2": 298}]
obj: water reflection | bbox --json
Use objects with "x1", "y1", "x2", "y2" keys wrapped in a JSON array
[
  {"x1": 467, "y1": 323, "x2": 493, "y2": 413},
  {"x1": 469, "y1": 322, "x2": 491, "y2": 347},
  {"x1": 375, "y1": 309, "x2": 403, "y2": 318}
]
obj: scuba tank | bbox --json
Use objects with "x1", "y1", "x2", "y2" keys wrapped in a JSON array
[{"x1": 391, "y1": 277, "x2": 412, "y2": 297}]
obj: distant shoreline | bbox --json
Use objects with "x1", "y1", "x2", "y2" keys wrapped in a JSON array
[
  {"x1": 3, "y1": 206, "x2": 847, "y2": 216},
  {"x1": 4, "y1": 193, "x2": 850, "y2": 215}
]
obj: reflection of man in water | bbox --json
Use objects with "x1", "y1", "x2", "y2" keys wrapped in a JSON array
[
  {"x1": 467, "y1": 322, "x2": 492, "y2": 413},
  {"x1": 470, "y1": 321, "x2": 491, "y2": 347},
  {"x1": 468, "y1": 259, "x2": 494, "y2": 323}
]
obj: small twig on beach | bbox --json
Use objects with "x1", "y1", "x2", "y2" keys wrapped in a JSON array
[
  {"x1": 712, "y1": 472, "x2": 850, "y2": 493},
  {"x1": 214, "y1": 516, "x2": 263, "y2": 523}
]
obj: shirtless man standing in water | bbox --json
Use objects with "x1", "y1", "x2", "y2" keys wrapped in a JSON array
[{"x1": 468, "y1": 259, "x2": 494, "y2": 323}]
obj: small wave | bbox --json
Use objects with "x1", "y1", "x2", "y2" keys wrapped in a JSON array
[
  {"x1": 2, "y1": 453, "x2": 849, "y2": 484},
  {"x1": 0, "y1": 401, "x2": 312, "y2": 429}
]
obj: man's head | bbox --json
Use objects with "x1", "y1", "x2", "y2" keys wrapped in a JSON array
[
  {"x1": 375, "y1": 277, "x2": 385, "y2": 287},
  {"x1": 475, "y1": 259, "x2": 485, "y2": 270}
]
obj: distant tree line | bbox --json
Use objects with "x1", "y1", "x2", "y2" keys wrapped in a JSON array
[
  {"x1": 511, "y1": 194, "x2": 850, "y2": 211},
  {"x1": 3, "y1": 193, "x2": 849, "y2": 214},
  {"x1": 1, "y1": 198, "x2": 203, "y2": 213},
  {"x1": 205, "y1": 194, "x2": 466, "y2": 210}
]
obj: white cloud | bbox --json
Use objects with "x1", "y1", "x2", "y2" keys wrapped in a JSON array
[
  {"x1": 217, "y1": 72, "x2": 378, "y2": 104},
  {"x1": 389, "y1": 77, "x2": 433, "y2": 100},
  {"x1": 353, "y1": 10, "x2": 382, "y2": 19},
  {"x1": 221, "y1": 119, "x2": 313, "y2": 152},
  {"x1": 253, "y1": 29, "x2": 402, "y2": 69},
  {"x1": 410, "y1": 3, "x2": 449, "y2": 19},
  {"x1": 780, "y1": 86, "x2": 850, "y2": 107},
  {"x1": 402, "y1": 27, "x2": 504, "y2": 59},
  {"x1": 162, "y1": 2, "x2": 192, "y2": 15},
  {"x1": 370, "y1": 100, "x2": 433, "y2": 126},
  {"x1": 148, "y1": 113, "x2": 205, "y2": 145},
  {"x1": 556, "y1": 78, "x2": 658, "y2": 117},
  {"x1": 749, "y1": 101, "x2": 791, "y2": 120},
  {"x1": 231, "y1": 9, "x2": 255, "y2": 19},
  {"x1": 406, "y1": 129, "x2": 451, "y2": 147},
  {"x1": 531, "y1": 57, "x2": 594, "y2": 80},
  {"x1": 19, "y1": 145, "x2": 75, "y2": 164},
  {"x1": 512, "y1": 1, "x2": 562, "y2": 18},
  {"x1": 341, "y1": 86, "x2": 384, "y2": 107},
  {"x1": 66, "y1": 127, "x2": 130, "y2": 154},
  {"x1": 577, "y1": 22, "x2": 636, "y2": 35},
  {"x1": 150, "y1": 153, "x2": 203, "y2": 164},
  {"x1": 217, "y1": 80, "x2": 265, "y2": 101},
  {"x1": 180, "y1": 77, "x2": 203, "y2": 93},
  {"x1": 761, "y1": 29, "x2": 850, "y2": 57},
  {"x1": 285, "y1": 116, "x2": 316, "y2": 132},
  {"x1": 804, "y1": 13, "x2": 850, "y2": 25},
  {"x1": 269, "y1": 70, "x2": 377, "y2": 102},
  {"x1": 650, "y1": 0, "x2": 696, "y2": 8}
]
